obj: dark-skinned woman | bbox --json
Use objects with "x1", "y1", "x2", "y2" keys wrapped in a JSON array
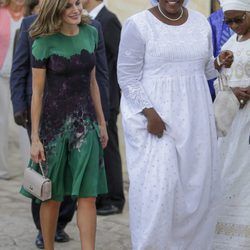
[
  {"x1": 117, "y1": 0, "x2": 233, "y2": 249},
  {"x1": 212, "y1": 0, "x2": 250, "y2": 249}
]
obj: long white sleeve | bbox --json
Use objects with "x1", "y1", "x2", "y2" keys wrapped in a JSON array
[
  {"x1": 205, "y1": 24, "x2": 219, "y2": 80},
  {"x1": 117, "y1": 18, "x2": 153, "y2": 116}
]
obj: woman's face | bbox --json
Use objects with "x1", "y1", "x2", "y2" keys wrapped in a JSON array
[
  {"x1": 159, "y1": 0, "x2": 184, "y2": 14},
  {"x1": 224, "y1": 10, "x2": 250, "y2": 36},
  {"x1": 62, "y1": 0, "x2": 83, "y2": 26}
]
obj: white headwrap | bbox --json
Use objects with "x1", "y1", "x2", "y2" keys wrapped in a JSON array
[
  {"x1": 221, "y1": 0, "x2": 250, "y2": 12},
  {"x1": 150, "y1": 0, "x2": 190, "y2": 7}
]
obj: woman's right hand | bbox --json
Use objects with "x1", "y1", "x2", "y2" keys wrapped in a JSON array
[
  {"x1": 219, "y1": 50, "x2": 234, "y2": 68},
  {"x1": 143, "y1": 108, "x2": 166, "y2": 138},
  {"x1": 99, "y1": 123, "x2": 109, "y2": 149},
  {"x1": 31, "y1": 139, "x2": 46, "y2": 163}
]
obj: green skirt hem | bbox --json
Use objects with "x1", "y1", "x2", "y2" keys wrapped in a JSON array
[
  {"x1": 20, "y1": 122, "x2": 108, "y2": 204},
  {"x1": 20, "y1": 186, "x2": 108, "y2": 204}
]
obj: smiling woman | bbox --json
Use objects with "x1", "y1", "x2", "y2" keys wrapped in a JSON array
[
  {"x1": 29, "y1": 0, "x2": 90, "y2": 38},
  {"x1": 19, "y1": 0, "x2": 108, "y2": 249},
  {"x1": 117, "y1": 0, "x2": 234, "y2": 249}
]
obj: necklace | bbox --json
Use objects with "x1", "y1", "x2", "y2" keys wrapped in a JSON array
[{"x1": 157, "y1": 3, "x2": 184, "y2": 22}]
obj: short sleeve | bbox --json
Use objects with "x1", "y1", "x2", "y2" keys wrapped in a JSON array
[{"x1": 32, "y1": 37, "x2": 49, "y2": 69}]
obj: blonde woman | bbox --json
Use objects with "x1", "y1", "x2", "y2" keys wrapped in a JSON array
[{"x1": 20, "y1": 0, "x2": 108, "y2": 249}]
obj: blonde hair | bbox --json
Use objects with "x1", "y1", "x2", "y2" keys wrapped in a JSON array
[{"x1": 30, "y1": 0, "x2": 90, "y2": 38}]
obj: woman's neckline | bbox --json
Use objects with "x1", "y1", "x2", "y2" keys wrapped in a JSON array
[
  {"x1": 59, "y1": 25, "x2": 81, "y2": 37},
  {"x1": 146, "y1": 8, "x2": 190, "y2": 27}
]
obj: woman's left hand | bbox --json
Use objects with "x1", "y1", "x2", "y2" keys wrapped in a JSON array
[
  {"x1": 231, "y1": 86, "x2": 250, "y2": 109},
  {"x1": 99, "y1": 124, "x2": 109, "y2": 149}
]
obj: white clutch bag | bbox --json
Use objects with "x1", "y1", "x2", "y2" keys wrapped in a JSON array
[
  {"x1": 214, "y1": 73, "x2": 239, "y2": 137},
  {"x1": 23, "y1": 162, "x2": 52, "y2": 201}
]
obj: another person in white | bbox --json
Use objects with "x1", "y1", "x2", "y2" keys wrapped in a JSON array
[
  {"x1": 0, "y1": 0, "x2": 25, "y2": 179},
  {"x1": 212, "y1": 0, "x2": 250, "y2": 249},
  {"x1": 117, "y1": 0, "x2": 233, "y2": 249}
]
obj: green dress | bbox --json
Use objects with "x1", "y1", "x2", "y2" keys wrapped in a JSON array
[{"x1": 20, "y1": 24, "x2": 108, "y2": 202}]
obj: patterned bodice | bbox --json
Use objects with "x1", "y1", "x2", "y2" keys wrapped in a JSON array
[{"x1": 32, "y1": 24, "x2": 98, "y2": 148}]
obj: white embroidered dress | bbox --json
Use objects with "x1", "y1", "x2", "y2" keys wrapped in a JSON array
[
  {"x1": 118, "y1": 9, "x2": 221, "y2": 250},
  {"x1": 212, "y1": 35, "x2": 250, "y2": 250}
]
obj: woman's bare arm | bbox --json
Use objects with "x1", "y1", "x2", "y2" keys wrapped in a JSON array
[{"x1": 30, "y1": 68, "x2": 46, "y2": 162}]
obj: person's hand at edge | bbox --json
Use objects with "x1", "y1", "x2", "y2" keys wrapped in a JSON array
[{"x1": 14, "y1": 110, "x2": 28, "y2": 128}]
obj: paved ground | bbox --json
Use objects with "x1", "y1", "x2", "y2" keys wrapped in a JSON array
[{"x1": 0, "y1": 118, "x2": 131, "y2": 250}]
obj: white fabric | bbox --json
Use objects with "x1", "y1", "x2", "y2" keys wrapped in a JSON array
[
  {"x1": 221, "y1": 0, "x2": 250, "y2": 12},
  {"x1": 212, "y1": 35, "x2": 250, "y2": 250},
  {"x1": 88, "y1": 2, "x2": 105, "y2": 19},
  {"x1": 0, "y1": 16, "x2": 22, "y2": 178},
  {"x1": 118, "y1": 9, "x2": 221, "y2": 250},
  {"x1": 18, "y1": 127, "x2": 30, "y2": 167},
  {"x1": 0, "y1": 17, "x2": 22, "y2": 78},
  {"x1": 214, "y1": 74, "x2": 240, "y2": 137},
  {"x1": 0, "y1": 77, "x2": 11, "y2": 178}
]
